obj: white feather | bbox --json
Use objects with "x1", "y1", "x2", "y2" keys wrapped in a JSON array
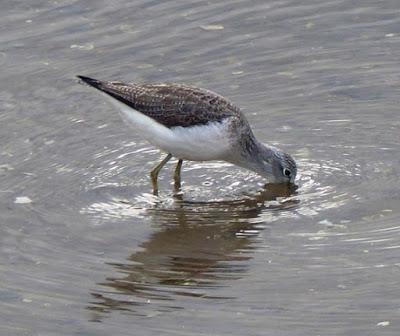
[{"x1": 104, "y1": 95, "x2": 233, "y2": 161}]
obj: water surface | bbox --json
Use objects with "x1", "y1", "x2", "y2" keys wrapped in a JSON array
[{"x1": 1, "y1": 0, "x2": 400, "y2": 335}]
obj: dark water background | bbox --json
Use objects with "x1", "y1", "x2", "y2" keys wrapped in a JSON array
[{"x1": 1, "y1": 0, "x2": 400, "y2": 335}]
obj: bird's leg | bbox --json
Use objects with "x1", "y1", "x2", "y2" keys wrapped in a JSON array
[
  {"x1": 150, "y1": 153, "x2": 172, "y2": 195},
  {"x1": 174, "y1": 159, "x2": 183, "y2": 192}
]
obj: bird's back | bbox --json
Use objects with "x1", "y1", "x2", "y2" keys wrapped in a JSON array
[{"x1": 78, "y1": 76, "x2": 243, "y2": 128}]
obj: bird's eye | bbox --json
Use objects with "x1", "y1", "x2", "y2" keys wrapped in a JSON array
[{"x1": 283, "y1": 168, "x2": 291, "y2": 177}]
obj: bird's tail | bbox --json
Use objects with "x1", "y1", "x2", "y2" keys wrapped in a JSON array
[{"x1": 76, "y1": 75, "x2": 105, "y2": 90}]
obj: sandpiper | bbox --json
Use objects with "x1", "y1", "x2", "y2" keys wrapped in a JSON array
[{"x1": 77, "y1": 75, "x2": 297, "y2": 194}]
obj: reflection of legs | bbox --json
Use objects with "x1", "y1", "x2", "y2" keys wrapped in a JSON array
[
  {"x1": 150, "y1": 153, "x2": 172, "y2": 195},
  {"x1": 174, "y1": 159, "x2": 183, "y2": 192}
]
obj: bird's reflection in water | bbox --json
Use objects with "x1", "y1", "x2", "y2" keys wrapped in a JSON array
[{"x1": 88, "y1": 183, "x2": 298, "y2": 319}]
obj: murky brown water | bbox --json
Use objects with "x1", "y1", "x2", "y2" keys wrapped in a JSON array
[{"x1": 1, "y1": 0, "x2": 400, "y2": 335}]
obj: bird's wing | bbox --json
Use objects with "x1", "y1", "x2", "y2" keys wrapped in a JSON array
[{"x1": 77, "y1": 76, "x2": 242, "y2": 128}]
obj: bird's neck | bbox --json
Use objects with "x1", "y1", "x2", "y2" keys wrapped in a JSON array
[{"x1": 227, "y1": 133, "x2": 276, "y2": 174}]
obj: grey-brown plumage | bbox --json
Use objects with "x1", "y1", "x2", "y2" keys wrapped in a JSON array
[
  {"x1": 77, "y1": 75, "x2": 297, "y2": 194},
  {"x1": 77, "y1": 76, "x2": 242, "y2": 128}
]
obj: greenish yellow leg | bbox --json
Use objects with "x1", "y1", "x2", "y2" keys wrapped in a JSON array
[
  {"x1": 174, "y1": 159, "x2": 183, "y2": 192},
  {"x1": 150, "y1": 153, "x2": 172, "y2": 195}
]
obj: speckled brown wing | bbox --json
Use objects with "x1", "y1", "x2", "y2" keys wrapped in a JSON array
[{"x1": 77, "y1": 76, "x2": 242, "y2": 128}]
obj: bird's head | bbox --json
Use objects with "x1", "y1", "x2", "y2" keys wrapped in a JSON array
[{"x1": 253, "y1": 145, "x2": 297, "y2": 184}]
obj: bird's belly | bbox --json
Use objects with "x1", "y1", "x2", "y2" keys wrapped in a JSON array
[
  {"x1": 107, "y1": 97, "x2": 233, "y2": 161},
  {"x1": 149, "y1": 122, "x2": 233, "y2": 161}
]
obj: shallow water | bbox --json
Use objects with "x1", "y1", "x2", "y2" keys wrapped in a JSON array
[{"x1": 1, "y1": 0, "x2": 400, "y2": 335}]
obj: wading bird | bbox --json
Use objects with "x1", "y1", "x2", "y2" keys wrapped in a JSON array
[{"x1": 78, "y1": 76, "x2": 296, "y2": 195}]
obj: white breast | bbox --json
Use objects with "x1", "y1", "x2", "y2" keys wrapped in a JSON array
[
  {"x1": 105, "y1": 95, "x2": 233, "y2": 161},
  {"x1": 165, "y1": 121, "x2": 233, "y2": 161}
]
